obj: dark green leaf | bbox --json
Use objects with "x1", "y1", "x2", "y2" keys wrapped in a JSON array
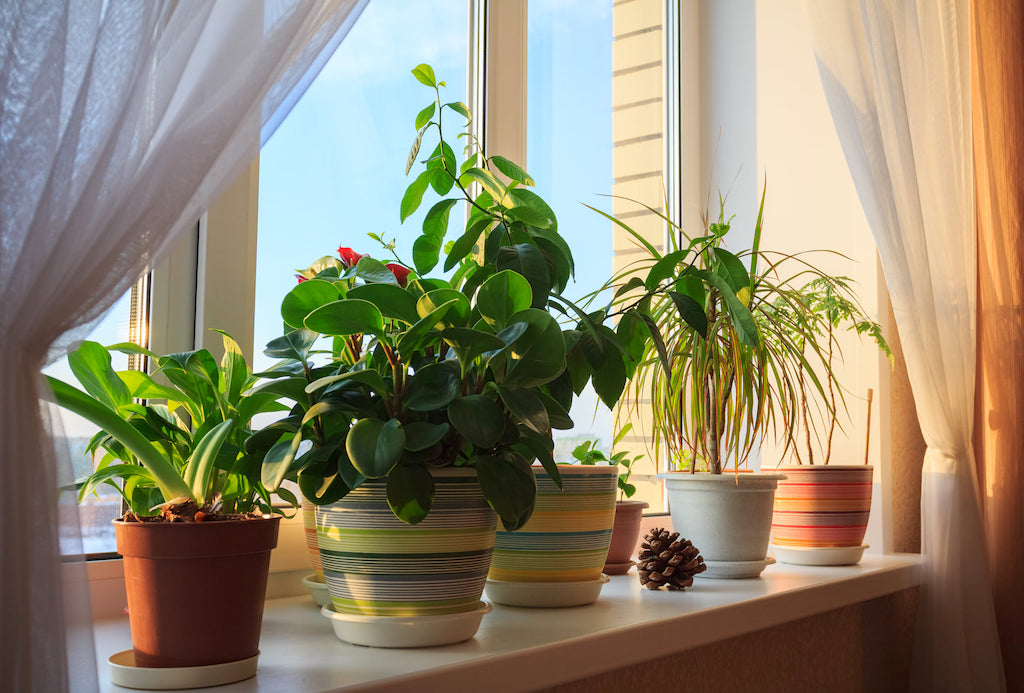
[
  {"x1": 281, "y1": 280, "x2": 342, "y2": 331},
  {"x1": 412, "y1": 234, "x2": 442, "y2": 275},
  {"x1": 304, "y1": 299, "x2": 385, "y2": 338},
  {"x1": 264, "y1": 329, "x2": 317, "y2": 363},
  {"x1": 506, "y1": 188, "x2": 557, "y2": 231},
  {"x1": 475, "y1": 451, "x2": 536, "y2": 531},
  {"x1": 497, "y1": 385, "x2": 549, "y2": 435},
  {"x1": 496, "y1": 244, "x2": 551, "y2": 309},
  {"x1": 346, "y1": 418, "x2": 406, "y2": 478},
  {"x1": 476, "y1": 270, "x2": 533, "y2": 329},
  {"x1": 714, "y1": 247, "x2": 751, "y2": 293},
  {"x1": 356, "y1": 256, "x2": 401, "y2": 285},
  {"x1": 645, "y1": 249, "x2": 688, "y2": 291},
  {"x1": 538, "y1": 392, "x2": 573, "y2": 430},
  {"x1": 669, "y1": 292, "x2": 709, "y2": 338},
  {"x1": 346, "y1": 283, "x2": 420, "y2": 324},
  {"x1": 387, "y1": 464, "x2": 434, "y2": 524},
  {"x1": 260, "y1": 434, "x2": 301, "y2": 491},
  {"x1": 448, "y1": 395, "x2": 505, "y2": 448},
  {"x1": 403, "y1": 422, "x2": 450, "y2": 451},
  {"x1": 499, "y1": 309, "x2": 566, "y2": 388},
  {"x1": 403, "y1": 362, "x2": 461, "y2": 412},
  {"x1": 444, "y1": 215, "x2": 493, "y2": 272}
]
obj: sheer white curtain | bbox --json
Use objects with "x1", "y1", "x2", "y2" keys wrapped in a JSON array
[
  {"x1": 0, "y1": 1, "x2": 367, "y2": 690},
  {"x1": 806, "y1": 0, "x2": 1004, "y2": 690}
]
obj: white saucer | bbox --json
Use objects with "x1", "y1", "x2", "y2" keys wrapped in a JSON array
[
  {"x1": 603, "y1": 560, "x2": 636, "y2": 576},
  {"x1": 772, "y1": 543, "x2": 869, "y2": 566},
  {"x1": 698, "y1": 557, "x2": 776, "y2": 579},
  {"x1": 321, "y1": 601, "x2": 491, "y2": 648},
  {"x1": 108, "y1": 650, "x2": 258, "y2": 690},
  {"x1": 485, "y1": 574, "x2": 610, "y2": 607},
  {"x1": 302, "y1": 573, "x2": 330, "y2": 606}
]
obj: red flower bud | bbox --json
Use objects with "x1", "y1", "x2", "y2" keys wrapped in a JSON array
[
  {"x1": 386, "y1": 263, "x2": 411, "y2": 287},
  {"x1": 295, "y1": 274, "x2": 308, "y2": 284},
  {"x1": 337, "y1": 246, "x2": 368, "y2": 267}
]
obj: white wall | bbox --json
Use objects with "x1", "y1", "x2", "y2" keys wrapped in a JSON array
[{"x1": 697, "y1": 0, "x2": 889, "y2": 550}]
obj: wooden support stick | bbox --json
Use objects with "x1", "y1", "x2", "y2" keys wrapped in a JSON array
[{"x1": 863, "y1": 388, "x2": 874, "y2": 466}]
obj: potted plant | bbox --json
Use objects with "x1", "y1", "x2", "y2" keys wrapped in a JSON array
[
  {"x1": 767, "y1": 277, "x2": 891, "y2": 566},
  {"x1": 45, "y1": 333, "x2": 293, "y2": 681},
  {"x1": 572, "y1": 424, "x2": 648, "y2": 575},
  {"x1": 605, "y1": 193, "x2": 846, "y2": 578},
  {"x1": 249, "y1": 65, "x2": 635, "y2": 641}
]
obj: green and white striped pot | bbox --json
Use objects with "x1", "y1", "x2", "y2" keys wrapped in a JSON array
[
  {"x1": 315, "y1": 468, "x2": 497, "y2": 617},
  {"x1": 489, "y1": 465, "x2": 618, "y2": 583}
]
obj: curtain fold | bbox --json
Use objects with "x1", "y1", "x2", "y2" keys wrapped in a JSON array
[
  {"x1": 806, "y1": 1, "x2": 1004, "y2": 690},
  {"x1": 0, "y1": 1, "x2": 367, "y2": 690}
]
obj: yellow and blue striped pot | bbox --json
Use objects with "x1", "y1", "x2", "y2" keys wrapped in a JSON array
[
  {"x1": 315, "y1": 468, "x2": 497, "y2": 617},
  {"x1": 489, "y1": 465, "x2": 618, "y2": 583},
  {"x1": 301, "y1": 499, "x2": 324, "y2": 582}
]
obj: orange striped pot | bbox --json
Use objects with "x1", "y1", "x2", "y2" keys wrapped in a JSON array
[
  {"x1": 771, "y1": 465, "x2": 873, "y2": 549},
  {"x1": 301, "y1": 499, "x2": 324, "y2": 582}
]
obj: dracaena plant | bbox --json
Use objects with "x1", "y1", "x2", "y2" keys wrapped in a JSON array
[
  {"x1": 46, "y1": 333, "x2": 294, "y2": 518},
  {"x1": 248, "y1": 65, "x2": 636, "y2": 531},
  {"x1": 606, "y1": 190, "x2": 872, "y2": 474}
]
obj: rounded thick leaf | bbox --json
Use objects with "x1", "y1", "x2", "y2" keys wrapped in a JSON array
[
  {"x1": 402, "y1": 421, "x2": 450, "y2": 451},
  {"x1": 412, "y1": 234, "x2": 443, "y2": 275},
  {"x1": 496, "y1": 244, "x2": 551, "y2": 309},
  {"x1": 346, "y1": 284, "x2": 419, "y2": 324},
  {"x1": 500, "y1": 309, "x2": 566, "y2": 388},
  {"x1": 264, "y1": 329, "x2": 318, "y2": 363},
  {"x1": 476, "y1": 270, "x2": 532, "y2": 329},
  {"x1": 441, "y1": 327, "x2": 506, "y2": 366},
  {"x1": 402, "y1": 362, "x2": 461, "y2": 412},
  {"x1": 418, "y1": 289, "x2": 470, "y2": 328},
  {"x1": 346, "y1": 418, "x2": 406, "y2": 478},
  {"x1": 497, "y1": 385, "x2": 549, "y2": 435},
  {"x1": 356, "y1": 256, "x2": 401, "y2": 285},
  {"x1": 386, "y1": 464, "x2": 435, "y2": 525},
  {"x1": 475, "y1": 452, "x2": 537, "y2": 531},
  {"x1": 397, "y1": 299, "x2": 459, "y2": 357},
  {"x1": 448, "y1": 395, "x2": 505, "y2": 448},
  {"x1": 281, "y1": 280, "x2": 342, "y2": 330},
  {"x1": 305, "y1": 299, "x2": 384, "y2": 338}
]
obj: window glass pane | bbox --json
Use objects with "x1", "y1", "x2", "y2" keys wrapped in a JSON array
[
  {"x1": 254, "y1": 0, "x2": 469, "y2": 373},
  {"x1": 44, "y1": 290, "x2": 137, "y2": 555},
  {"x1": 528, "y1": 0, "x2": 666, "y2": 509}
]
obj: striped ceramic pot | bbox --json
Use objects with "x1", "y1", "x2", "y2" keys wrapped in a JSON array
[
  {"x1": 489, "y1": 465, "x2": 618, "y2": 583},
  {"x1": 771, "y1": 465, "x2": 873, "y2": 549},
  {"x1": 301, "y1": 498, "x2": 325, "y2": 582},
  {"x1": 315, "y1": 468, "x2": 497, "y2": 616}
]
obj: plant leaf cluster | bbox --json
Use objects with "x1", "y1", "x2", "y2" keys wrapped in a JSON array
[
  {"x1": 46, "y1": 333, "x2": 292, "y2": 516},
  {"x1": 248, "y1": 66, "x2": 639, "y2": 531}
]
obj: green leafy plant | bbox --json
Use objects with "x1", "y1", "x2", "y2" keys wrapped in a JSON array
[
  {"x1": 45, "y1": 333, "x2": 293, "y2": 518},
  {"x1": 571, "y1": 424, "x2": 643, "y2": 500},
  {"x1": 604, "y1": 190, "x2": 879, "y2": 474},
  {"x1": 768, "y1": 275, "x2": 891, "y2": 464},
  {"x1": 248, "y1": 65, "x2": 636, "y2": 531}
]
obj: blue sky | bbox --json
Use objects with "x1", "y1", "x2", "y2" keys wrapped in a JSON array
[{"x1": 256, "y1": 0, "x2": 615, "y2": 447}]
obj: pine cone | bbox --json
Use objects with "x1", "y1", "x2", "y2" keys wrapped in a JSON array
[{"x1": 637, "y1": 528, "x2": 706, "y2": 590}]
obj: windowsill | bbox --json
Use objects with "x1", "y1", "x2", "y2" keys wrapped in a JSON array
[{"x1": 92, "y1": 554, "x2": 920, "y2": 692}]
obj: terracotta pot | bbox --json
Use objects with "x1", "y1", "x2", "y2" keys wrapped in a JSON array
[
  {"x1": 315, "y1": 468, "x2": 496, "y2": 618},
  {"x1": 771, "y1": 465, "x2": 873, "y2": 549},
  {"x1": 604, "y1": 500, "x2": 650, "y2": 571},
  {"x1": 489, "y1": 465, "x2": 618, "y2": 583},
  {"x1": 115, "y1": 516, "x2": 281, "y2": 668}
]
